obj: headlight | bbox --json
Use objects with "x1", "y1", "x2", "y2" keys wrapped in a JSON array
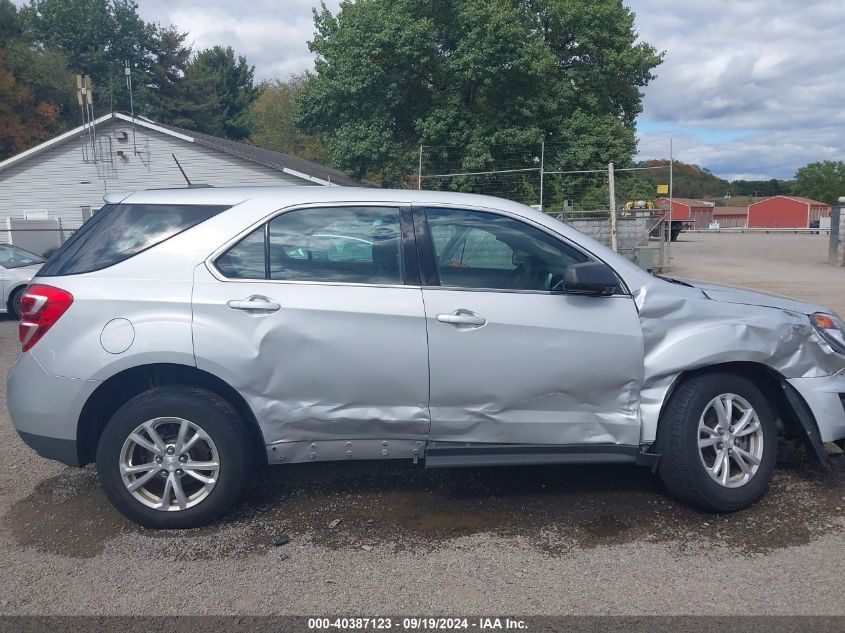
[{"x1": 811, "y1": 312, "x2": 845, "y2": 354}]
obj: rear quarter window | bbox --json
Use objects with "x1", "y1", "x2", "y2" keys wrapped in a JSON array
[{"x1": 38, "y1": 203, "x2": 229, "y2": 276}]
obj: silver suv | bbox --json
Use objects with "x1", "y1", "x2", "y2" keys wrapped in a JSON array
[{"x1": 8, "y1": 187, "x2": 845, "y2": 528}]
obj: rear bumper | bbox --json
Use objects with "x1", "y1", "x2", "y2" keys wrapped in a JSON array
[
  {"x1": 787, "y1": 373, "x2": 845, "y2": 443},
  {"x1": 16, "y1": 431, "x2": 81, "y2": 466},
  {"x1": 6, "y1": 351, "x2": 100, "y2": 467}
]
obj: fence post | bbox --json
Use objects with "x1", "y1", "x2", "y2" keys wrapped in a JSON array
[
  {"x1": 608, "y1": 162, "x2": 618, "y2": 252},
  {"x1": 837, "y1": 199, "x2": 845, "y2": 267},
  {"x1": 830, "y1": 206, "x2": 841, "y2": 266}
]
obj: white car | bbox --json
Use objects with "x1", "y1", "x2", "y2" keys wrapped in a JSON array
[{"x1": 0, "y1": 244, "x2": 44, "y2": 318}]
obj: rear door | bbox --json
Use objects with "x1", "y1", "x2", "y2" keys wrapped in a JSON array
[
  {"x1": 415, "y1": 205, "x2": 645, "y2": 458},
  {"x1": 192, "y1": 204, "x2": 430, "y2": 463}
]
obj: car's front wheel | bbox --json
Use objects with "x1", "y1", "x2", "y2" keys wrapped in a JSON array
[
  {"x1": 96, "y1": 386, "x2": 253, "y2": 528},
  {"x1": 8, "y1": 286, "x2": 25, "y2": 320},
  {"x1": 655, "y1": 372, "x2": 776, "y2": 512}
]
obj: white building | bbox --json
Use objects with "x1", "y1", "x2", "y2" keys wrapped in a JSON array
[{"x1": 0, "y1": 112, "x2": 361, "y2": 254}]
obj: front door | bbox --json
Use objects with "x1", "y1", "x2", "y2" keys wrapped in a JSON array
[
  {"x1": 192, "y1": 204, "x2": 430, "y2": 462},
  {"x1": 416, "y1": 206, "x2": 644, "y2": 454}
]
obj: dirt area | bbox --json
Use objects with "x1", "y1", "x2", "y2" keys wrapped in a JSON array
[{"x1": 0, "y1": 232, "x2": 844, "y2": 615}]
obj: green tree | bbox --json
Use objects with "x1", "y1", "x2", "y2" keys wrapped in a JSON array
[
  {"x1": 792, "y1": 161, "x2": 845, "y2": 206},
  {"x1": 0, "y1": 51, "x2": 62, "y2": 158},
  {"x1": 4, "y1": 41, "x2": 76, "y2": 126},
  {"x1": 183, "y1": 46, "x2": 258, "y2": 139},
  {"x1": 249, "y1": 75, "x2": 328, "y2": 162},
  {"x1": 297, "y1": 0, "x2": 662, "y2": 187},
  {"x1": 146, "y1": 25, "x2": 196, "y2": 127},
  {"x1": 0, "y1": 0, "x2": 22, "y2": 48},
  {"x1": 20, "y1": 0, "x2": 157, "y2": 113}
]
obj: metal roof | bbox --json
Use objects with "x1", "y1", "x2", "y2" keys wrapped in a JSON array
[
  {"x1": 713, "y1": 206, "x2": 748, "y2": 216},
  {"x1": 748, "y1": 195, "x2": 829, "y2": 208},
  {"x1": 142, "y1": 116, "x2": 365, "y2": 187}
]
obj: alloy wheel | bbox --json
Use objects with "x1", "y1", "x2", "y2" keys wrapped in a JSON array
[
  {"x1": 119, "y1": 417, "x2": 220, "y2": 511},
  {"x1": 697, "y1": 393, "x2": 764, "y2": 488}
]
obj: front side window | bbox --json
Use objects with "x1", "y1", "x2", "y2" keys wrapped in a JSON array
[
  {"x1": 39, "y1": 203, "x2": 229, "y2": 276},
  {"x1": 215, "y1": 206, "x2": 404, "y2": 285},
  {"x1": 425, "y1": 208, "x2": 589, "y2": 292}
]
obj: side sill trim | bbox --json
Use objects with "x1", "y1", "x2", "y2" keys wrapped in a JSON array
[{"x1": 423, "y1": 442, "x2": 639, "y2": 469}]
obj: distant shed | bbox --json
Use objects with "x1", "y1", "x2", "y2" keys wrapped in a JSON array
[
  {"x1": 656, "y1": 197, "x2": 715, "y2": 229},
  {"x1": 747, "y1": 195, "x2": 830, "y2": 229},
  {"x1": 713, "y1": 206, "x2": 748, "y2": 228}
]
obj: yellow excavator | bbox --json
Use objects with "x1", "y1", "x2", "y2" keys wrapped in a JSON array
[
  {"x1": 625, "y1": 199, "x2": 688, "y2": 241},
  {"x1": 624, "y1": 200, "x2": 655, "y2": 210}
]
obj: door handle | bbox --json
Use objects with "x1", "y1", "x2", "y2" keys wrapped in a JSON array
[
  {"x1": 227, "y1": 296, "x2": 281, "y2": 312},
  {"x1": 435, "y1": 311, "x2": 486, "y2": 327}
]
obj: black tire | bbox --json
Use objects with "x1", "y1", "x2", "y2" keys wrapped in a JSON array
[
  {"x1": 655, "y1": 372, "x2": 777, "y2": 512},
  {"x1": 96, "y1": 386, "x2": 254, "y2": 529},
  {"x1": 8, "y1": 286, "x2": 25, "y2": 320}
]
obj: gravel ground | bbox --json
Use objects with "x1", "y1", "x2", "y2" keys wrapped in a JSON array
[
  {"x1": 668, "y1": 231, "x2": 845, "y2": 315},
  {"x1": 1, "y1": 232, "x2": 844, "y2": 615}
]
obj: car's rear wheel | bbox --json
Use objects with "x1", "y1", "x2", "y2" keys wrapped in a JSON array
[
  {"x1": 655, "y1": 372, "x2": 776, "y2": 512},
  {"x1": 96, "y1": 386, "x2": 253, "y2": 528}
]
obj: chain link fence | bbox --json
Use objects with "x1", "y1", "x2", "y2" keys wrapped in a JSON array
[
  {"x1": 2, "y1": 219, "x2": 80, "y2": 258},
  {"x1": 417, "y1": 142, "x2": 674, "y2": 271}
]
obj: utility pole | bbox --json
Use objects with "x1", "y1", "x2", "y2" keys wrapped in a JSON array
[
  {"x1": 667, "y1": 138, "x2": 673, "y2": 265},
  {"x1": 608, "y1": 162, "x2": 617, "y2": 252},
  {"x1": 124, "y1": 60, "x2": 137, "y2": 155},
  {"x1": 539, "y1": 140, "x2": 545, "y2": 212},
  {"x1": 76, "y1": 74, "x2": 88, "y2": 144},
  {"x1": 85, "y1": 75, "x2": 96, "y2": 162}
]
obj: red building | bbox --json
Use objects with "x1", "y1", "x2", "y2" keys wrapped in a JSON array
[
  {"x1": 747, "y1": 196, "x2": 831, "y2": 229},
  {"x1": 713, "y1": 206, "x2": 748, "y2": 228},
  {"x1": 656, "y1": 197, "x2": 715, "y2": 229}
]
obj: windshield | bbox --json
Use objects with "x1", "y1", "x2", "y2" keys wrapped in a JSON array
[{"x1": 0, "y1": 244, "x2": 44, "y2": 269}]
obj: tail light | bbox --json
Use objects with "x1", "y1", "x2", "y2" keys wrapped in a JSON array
[{"x1": 19, "y1": 284, "x2": 74, "y2": 353}]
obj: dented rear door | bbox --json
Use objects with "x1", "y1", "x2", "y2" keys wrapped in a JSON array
[{"x1": 191, "y1": 204, "x2": 430, "y2": 455}]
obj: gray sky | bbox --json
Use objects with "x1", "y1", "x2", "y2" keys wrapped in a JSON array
[
  {"x1": 20, "y1": 0, "x2": 845, "y2": 180},
  {"x1": 629, "y1": 0, "x2": 845, "y2": 180}
]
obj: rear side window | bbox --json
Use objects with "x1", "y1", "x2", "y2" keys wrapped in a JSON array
[
  {"x1": 215, "y1": 206, "x2": 404, "y2": 285},
  {"x1": 215, "y1": 227, "x2": 266, "y2": 279},
  {"x1": 38, "y1": 203, "x2": 229, "y2": 276}
]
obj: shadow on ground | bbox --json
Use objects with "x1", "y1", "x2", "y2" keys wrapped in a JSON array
[{"x1": 5, "y1": 441, "x2": 844, "y2": 559}]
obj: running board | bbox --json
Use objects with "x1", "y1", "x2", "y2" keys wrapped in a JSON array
[{"x1": 423, "y1": 442, "x2": 640, "y2": 468}]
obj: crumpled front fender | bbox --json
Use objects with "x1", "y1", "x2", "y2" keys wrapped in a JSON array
[{"x1": 635, "y1": 280, "x2": 845, "y2": 443}]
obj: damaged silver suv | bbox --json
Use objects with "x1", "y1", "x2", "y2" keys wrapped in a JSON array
[{"x1": 8, "y1": 187, "x2": 845, "y2": 528}]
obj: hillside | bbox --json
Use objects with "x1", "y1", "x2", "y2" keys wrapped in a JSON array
[
  {"x1": 635, "y1": 160, "x2": 793, "y2": 206},
  {"x1": 636, "y1": 160, "x2": 728, "y2": 199}
]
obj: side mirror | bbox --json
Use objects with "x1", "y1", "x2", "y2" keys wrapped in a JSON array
[{"x1": 564, "y1": 262, "x2": 619, "y2": 296}]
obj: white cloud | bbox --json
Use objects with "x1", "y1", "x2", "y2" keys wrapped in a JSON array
[
  {"x1": 137, "y1": 0, "x2": 341, "y2": 80},
  {"x1": 628, "y1": 0, "x2": 845, "y2": 178}
]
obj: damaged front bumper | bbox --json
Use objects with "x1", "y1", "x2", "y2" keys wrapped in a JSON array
[{"x1": 786, "y1": 371, "x2": 845, "y2": 444}]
